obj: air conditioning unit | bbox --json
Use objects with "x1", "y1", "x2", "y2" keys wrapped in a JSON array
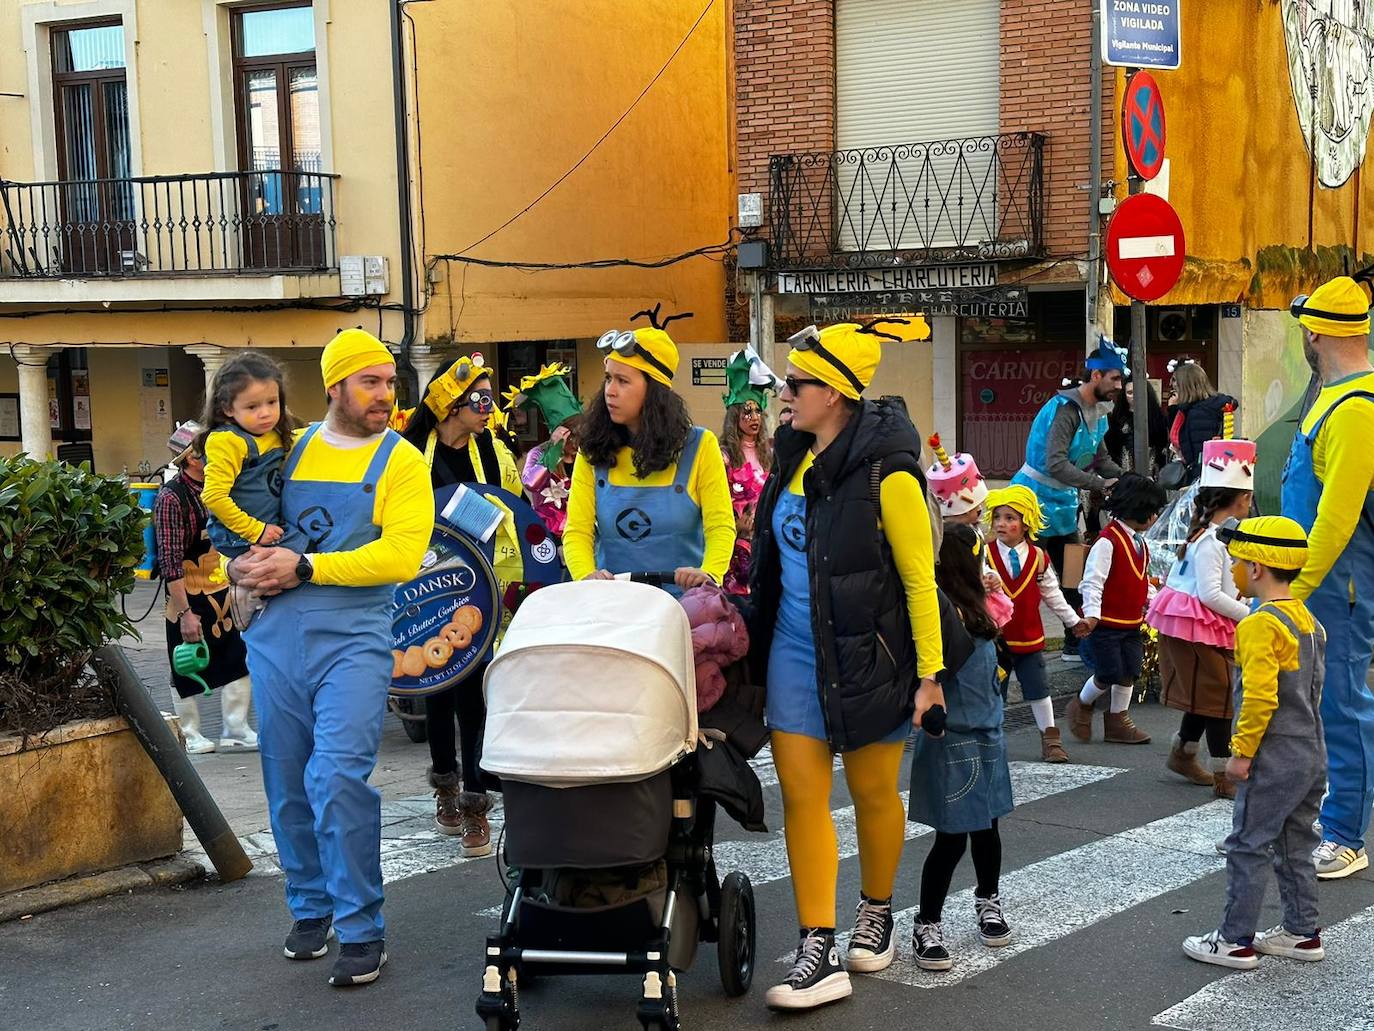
[{"x1": 1158, "y1": 309, "x2": 1189, "y2": 341}]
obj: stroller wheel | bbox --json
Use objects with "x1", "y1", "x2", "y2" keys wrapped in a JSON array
[{"x1": 716, "y1": 871, "x2": 755, "y2": 997}]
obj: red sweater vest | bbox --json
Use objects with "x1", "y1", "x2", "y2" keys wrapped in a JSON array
[
  {"x1": 1098, "y1": 522, "x2": 1150, "y2": 628},
  {"x1": 989, "y1": 542, "x2": 1048, "y2": 654}
]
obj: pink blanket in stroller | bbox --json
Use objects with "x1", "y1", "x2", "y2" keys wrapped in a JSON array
[{"x1": 679, "y1": 586, "x2": 749, "y2": 713}]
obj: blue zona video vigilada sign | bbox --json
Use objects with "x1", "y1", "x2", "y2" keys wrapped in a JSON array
[{"x1": 1100, "y1": 0, "x2": 1181, "y2": 71}]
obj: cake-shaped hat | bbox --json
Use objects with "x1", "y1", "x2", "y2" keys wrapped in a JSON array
[
  {"x1": 925, "y1": 434, "x2": 988, "y2": 516},
  {"x1": 1199, "y1": 403, "x2": 1256, "y2": 489}
]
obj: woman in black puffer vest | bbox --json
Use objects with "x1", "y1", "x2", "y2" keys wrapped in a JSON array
[{"x1": 751, "y1": 321, "x2": 945, "y2": 1011}]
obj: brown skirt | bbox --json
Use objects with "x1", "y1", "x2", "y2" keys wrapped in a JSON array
[{"x1": 1159, "y1": 633, "x2": 1234, "y2": 719}]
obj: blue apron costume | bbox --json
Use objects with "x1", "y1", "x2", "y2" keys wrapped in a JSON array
[
  {"x1": 1281, "y1": 389, "x2": 1374, "y2": 851},
  {"x1": 1012, "y1": 393, "x2": 1109, "y2": 539},
  {"x1": 206, "y1": 424, "x2": 308, "y2": 558},
  {"x1": 592, "y1": 426, "x2": 705, "y2": 593},
  {"x1": 246, "y1": 423, "x2": 402, "y2": 943},
  {"x1": 765, "y1": 474, "x2": 907, "y2": 745},
  {"x1": 908, "y1": 637, "x2": 1013, "y2": 833}
]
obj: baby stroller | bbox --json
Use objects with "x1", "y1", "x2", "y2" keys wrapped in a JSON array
[{"x1": 476, "y1": 575, "x2": 758, "y2": 1030}]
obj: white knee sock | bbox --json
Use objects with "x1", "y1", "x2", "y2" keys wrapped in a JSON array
[
  {"x1": 1029, "y1": 696, "x2": 1055, "y2": 732},
  {"x1": 1078, "y1": 677, "x2": 1106, "y2": 705},
  {"x1": 1110, "y1": 684, "x2": 1134, "y2": 713}
]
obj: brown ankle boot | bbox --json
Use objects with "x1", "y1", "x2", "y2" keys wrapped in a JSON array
[
  {"x1": 1040, "y1": 726, "x2": 1070, "y2": 763},
  {"x1": 429, "y1": 768, "x2": 463, "y2": 835},
  {"x1": 1103, "y1": 710, "x2": 1151, "y2": 744},
  {"x1": 1065, "y1": 696, "x2": 1095, "y2": 742},
  {"x1": 1166, "y1": 736, "x2": 1214, "y2": 784},
  {"x1": 1212, "y1": 761, "x2": 1237, "y2": 799},
  {"x1": 458, "y1": 791, "x2": 494, "y2": 857}
]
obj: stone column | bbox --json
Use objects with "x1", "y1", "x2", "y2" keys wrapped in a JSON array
[
  {"x1": 184, "y1": 344, "x2": 229, "y2": 403},
  {"x1": 11, "y1": 344, "x2": 54, "y2": 459}
]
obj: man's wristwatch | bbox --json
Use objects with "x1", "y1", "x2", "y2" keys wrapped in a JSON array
[{"x1": 295, "y1": 555, "x2": 314, "y2": 583}]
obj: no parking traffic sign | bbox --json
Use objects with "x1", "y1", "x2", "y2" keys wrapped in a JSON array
[{"x1": 1123, "y1": 71, "x2": 1166, "y2": 181}]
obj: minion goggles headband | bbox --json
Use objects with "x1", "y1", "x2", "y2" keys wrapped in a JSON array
[
  {"x1": 597, "y1": 329, "x2": 673, "y2": 383},
  {"x1": 1290, "y1": 294, "x2": 1369, "y2": 324},
  {"x1": 1216, "y1": 523, "x2": 1306, "y2": 550},
  {"x1": 786, "y1": 325, "x2": 866, "y2": 395}
]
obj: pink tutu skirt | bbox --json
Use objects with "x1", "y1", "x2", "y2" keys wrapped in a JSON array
[{"x1": 1146, "y1": 586, "x2": 1237, "y2": 649}]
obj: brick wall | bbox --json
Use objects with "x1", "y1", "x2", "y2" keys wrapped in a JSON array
[{"x1": 999, "y1": 0, "x2": 1103, "y2": 259}]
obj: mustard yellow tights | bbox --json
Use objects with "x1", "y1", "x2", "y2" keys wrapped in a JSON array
[{"x1": 770, "y1": 730, "x2": 908, "y2": 929}]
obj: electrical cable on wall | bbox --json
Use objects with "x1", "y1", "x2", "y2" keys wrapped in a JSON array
[{"x1": 432, "y1": 228, "x2": 743, "y2": 273}]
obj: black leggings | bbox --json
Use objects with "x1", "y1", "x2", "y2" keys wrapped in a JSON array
[
  {"x1": 1178, "y1": 712, "x2": 1232, "y2": 758},
  {"x1": 426, "y1": 678, "x2": 490, "y2": 790},
  {"x1": 918, "y1": 822, "x2": 1002, "y2": 923}
]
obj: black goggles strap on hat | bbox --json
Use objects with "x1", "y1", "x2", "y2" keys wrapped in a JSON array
[
  {"x1": 1291, "y1": 296, "x2": 1369, "y2": 323},
  {"x1": 1218, "y1": 526, "x2": 1307, "y2": 549},
  {"x1": 599, "y1": 332, "x2": 673, "y2": 382},
  {"x1": 796, "y1": 337, "x2": 865, "y2": 395}
]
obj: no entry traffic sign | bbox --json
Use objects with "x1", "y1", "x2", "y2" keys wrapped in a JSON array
[
  {"x1": 1106, "y1": 193, "x2": 1185, "y2": 302},
  {"x1": 1123, "y1": 71, "x2": 1166, "y2": 180}
]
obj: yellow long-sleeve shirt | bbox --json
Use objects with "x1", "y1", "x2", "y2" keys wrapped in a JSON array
[
  {"x1": 287, "y1": 426, "x2": 434, "y2": 588},
  {"x1": 785, "y1": 452, "x2": 945, "y2": 680},
  {"x1": 1294, "y1": 370, "x2": 1374, "y2": 600},
  {"x1": 564, "y1": 428, "x2": 736, "y2": 583},
  {"x1": 201, "y1": 427, "x2": 284, "y2": 544},
  {"x1": 1231, "y1": 598, "x2": 1316, "y2": 758}
]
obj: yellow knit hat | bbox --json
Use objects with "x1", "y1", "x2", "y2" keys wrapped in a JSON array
[
  {"x1": 982, "y1": 485, "x2": 1046, "y2": 540},
  {"x1": 1219, "y1": 515, "x2": 1309, "y2": 570},
  {"x1": 321, "y1": 328, "x2": 395, "y2": 388},
  {"x1": 597, "y1": 327, "x2": 679, "y2": 387},
  {"x1": 786, "y1": 318, "x2": 927, "y2": 401},
  {"x1": 1291, "y1": 276, "x2": 1371, "y2": 338}
]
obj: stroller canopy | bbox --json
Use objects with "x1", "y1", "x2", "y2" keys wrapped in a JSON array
[{"x1": 483, "y1": 580, "x2": 698, "y2": 786}]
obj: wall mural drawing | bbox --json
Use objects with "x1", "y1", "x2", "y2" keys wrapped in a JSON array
[{"x1": 1282, "y1": 0, "x2": 1374, "y2": 188}]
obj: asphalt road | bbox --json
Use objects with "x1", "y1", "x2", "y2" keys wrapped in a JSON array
[{"x1": 4, "y1": 704, "x2": 1371, "y2": 1031}]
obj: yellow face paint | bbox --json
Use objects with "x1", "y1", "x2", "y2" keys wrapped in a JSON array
[{"x1": 1232, "y1": 558, "x2": 1253, "y2": 598}]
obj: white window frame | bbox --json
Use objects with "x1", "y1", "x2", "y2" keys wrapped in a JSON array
[
  {"x1": 202, "y1": 0, "x2": 335, "y2": 174},
  {"x1": 21, "y1": 0, "x2": 144, "y2": 182}
]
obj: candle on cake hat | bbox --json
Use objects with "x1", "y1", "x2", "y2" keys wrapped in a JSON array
[
  {"x1": 925, "y1": 433, "x2": 989, "y2": 518},
  {"x1": 1199, "y1": 403, "x2": 1256, "y2": 489}
]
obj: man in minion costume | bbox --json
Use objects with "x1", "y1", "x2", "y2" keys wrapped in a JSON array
[
  {"x1": 233, "y1": 328, "x2": 433, "y2": 985},
  {"x1": 1282, "y1": 276, "x2": 1374, "y2": 879},
  {"x1": 1012, "y1": 337, "x2": 1126, "y2": 661}
]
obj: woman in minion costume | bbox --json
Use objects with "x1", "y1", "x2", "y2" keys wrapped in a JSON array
[
  {"x1": 1281, "y1": 274, "x2": 1374, "y2": 879},
  {"x1": 750, "y1": 318, "x2": 944, "y2": 1010},
  {"x1": 564, "y1": 306, "x2": 735, "y2": 592},
  {"x1": 398, "y1": 354, "x2": 520, "y2": 857}
]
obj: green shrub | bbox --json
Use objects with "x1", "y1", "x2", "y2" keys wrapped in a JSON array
[{"x1": 0, "y1": 455, "x2": 147, "y2": 736}]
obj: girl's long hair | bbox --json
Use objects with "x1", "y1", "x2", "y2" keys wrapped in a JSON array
[
  {"x1": 579, "y1": 372, "x2": 693, "y2": 478},
  {"x1": 400, "y1": 359, "x2": 491, "y2": 451},
  {"x1": 195, "y1": 350, "x2": 298, "y2": 456},
  {"x1": 937, "y1": 523, "x2": 998, "y2": 640},
  {"x1": 1171, "y1": 362, "x2": 1217, "y2": 406},
  {"x1": 720, "y1": 403, "x2": 772, "y2": 472},
  {"x1": 1179, "y1": 486, "x2": 1249, "y2": 559}
]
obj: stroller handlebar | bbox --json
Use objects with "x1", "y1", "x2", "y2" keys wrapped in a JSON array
[{"x1": 612, "y1": 571, "x2": 679, "y2": 586}]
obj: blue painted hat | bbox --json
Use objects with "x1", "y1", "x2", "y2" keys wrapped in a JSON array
[{"x1": 1085, "y1": 336, "x2": 1129, "y2": 374}]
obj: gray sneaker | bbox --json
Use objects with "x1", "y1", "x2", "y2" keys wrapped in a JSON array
[
  {"x1": 283, "y1": 916, "x2": 334, "y2": 960},
  {"x1": 1313, "y1": 840, "x2": 1369, "y2": 879},
  {"x1": 329, "y1": 940, "x2": 388, "y2": 986}
]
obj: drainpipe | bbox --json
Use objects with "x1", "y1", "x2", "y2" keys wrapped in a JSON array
[
  {"x1": 1085, "y1": 1, "x2": 1103, "y2": 350},
  {"x1": 391, "y1": 0, "x2": 419, "y2": 399}
]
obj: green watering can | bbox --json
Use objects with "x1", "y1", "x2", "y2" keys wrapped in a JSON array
[{"x1": 172, "y1": 640, "x2": 212, "y2": 695}]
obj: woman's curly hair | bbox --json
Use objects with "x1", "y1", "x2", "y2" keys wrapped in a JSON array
[{"x1": 578, "y1": 374, "x2": 693, "y2": 478}]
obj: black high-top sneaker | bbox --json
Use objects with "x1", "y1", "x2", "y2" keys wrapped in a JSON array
[
  {"x1": 765, "y1": 928, "x2": 852, "y2": 1010},
  {"x1": 846, "y1": 894, "x2": 895, "y2": 971}
]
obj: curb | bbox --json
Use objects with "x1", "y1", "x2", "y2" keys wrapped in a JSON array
[{"x1": 0, "y1": 855, "x2": 207, "y2": 925}]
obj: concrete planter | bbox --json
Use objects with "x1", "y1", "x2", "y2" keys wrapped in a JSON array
[{"x1": 0, "y1": 715, "x2": 183, "y2": 895}]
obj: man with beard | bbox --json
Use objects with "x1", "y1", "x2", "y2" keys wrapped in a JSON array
[
  {"x1": 232, "y1": 329, "x2": 433, "y2": 986},
  {"x1": 1282, "y1": 276, "x2": 1374, "y2": 880},
  {"x1": 1012, "y1": 338, "x2": 1126, "y2": 662}
]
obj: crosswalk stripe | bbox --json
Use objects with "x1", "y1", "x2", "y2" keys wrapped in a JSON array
[
  {"x1": 1151, "y1": 903, "x2": 1374, "y2": 1031},
  {"x1": 823, "y1": 799, "x2": 1234, "y2": 986},
  {"x1": 724, "y1": 760, "x2": 1121, "y2": 891}
]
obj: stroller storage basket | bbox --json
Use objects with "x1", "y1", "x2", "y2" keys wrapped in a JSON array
[{"x1": 502, "y1": 771, "x2": 673, "y2": 869}]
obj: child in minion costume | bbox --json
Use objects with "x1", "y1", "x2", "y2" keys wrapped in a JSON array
[
  {"x1": 242, "y1": 328, "x2": 433, "y2": 985},
  {"x1": 1281, "y1": 275, "x2": 1374, "y2": 879},
  {"x1": 564, "y1": 315, "x2": 736, "y2": 591}
]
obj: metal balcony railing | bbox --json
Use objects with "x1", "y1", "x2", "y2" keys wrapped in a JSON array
[
  {"x1": 0, "y1": 170, "x2": 339, "y2": 279},
  {"x1": 767, "y1": 132, "x2": 1045, "y2": 268}
]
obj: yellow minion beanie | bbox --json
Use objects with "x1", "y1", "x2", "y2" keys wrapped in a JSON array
[
  {"x1": 610, "y1": 327, "x2": 679, "y2": 388},
  {"x1": 786, "y1": 318, "x2": 927, "y2": 401},
  {"x1": 1292, "y1": 276, "x2": 1371, "y2": 338},
  {"x1": 982, "y1": 485, "x2": 1046, "y2": 540},
  {"x1": 1219, "y1": 515, "x2": 1308, "y2": 570},
  {"x1": 321, "y1": 328, "x2": 395, "y2": 388}
]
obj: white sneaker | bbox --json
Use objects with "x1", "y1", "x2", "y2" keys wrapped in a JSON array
[
  {"x1": 1313, "y1": 840, "x2": 1369, "y2": 880},
  {"x1": 1182, "y1": 929, "x2": 1259, "y2": 970},
  {"x1": 1253, "y1": 926, "x2": 1324, "y2": 962},
  {"x1": 184, "y1": 732, "x2": 216, "y2": 755},
  {"x1": 218, "y1": 729, "x2": 259, "y2": 751},
  {"x1": 765, "y1": 929, "x2": 852, "y2": 1010}
]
